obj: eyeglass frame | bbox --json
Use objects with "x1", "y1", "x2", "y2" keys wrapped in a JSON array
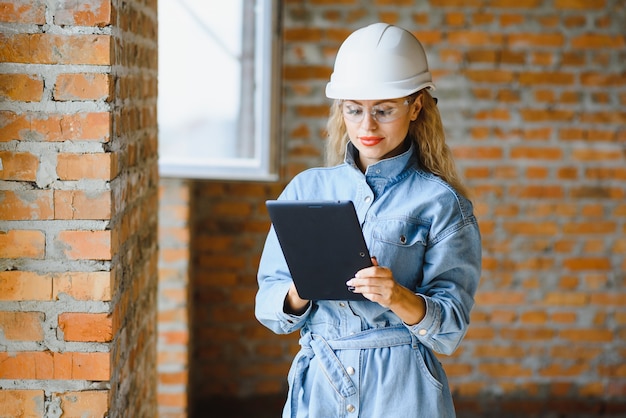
[{"x1": 340, "y1": 97, "x2": 415, "y2": 124}]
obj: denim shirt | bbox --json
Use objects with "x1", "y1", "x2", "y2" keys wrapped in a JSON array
[{"x1": 255, "y1": 143, "x2": 482, "y2": 418}]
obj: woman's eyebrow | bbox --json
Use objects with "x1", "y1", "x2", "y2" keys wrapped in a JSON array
[{"x1": 344, "y1": 100, "x2": 398, "y2": 106}]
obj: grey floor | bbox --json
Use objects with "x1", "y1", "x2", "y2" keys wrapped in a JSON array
[{"x1": 194, "y1": 396, "x2": 626, "y2": 418}]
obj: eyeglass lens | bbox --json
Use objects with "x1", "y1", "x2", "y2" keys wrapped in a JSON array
[{"x1": 342, "y1": 100, "x2": 409, "y2": 123}]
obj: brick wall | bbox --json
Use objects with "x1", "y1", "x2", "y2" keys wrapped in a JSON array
[
  {"x1": 0, "y1": 0, "x2": 159, "y2": 416},
  {"x1": 158, "y1": 178, "x2": 191, "y2": 417},
  {"x1": 190, "y1": 0, "x2": 626, "y2": 415}
]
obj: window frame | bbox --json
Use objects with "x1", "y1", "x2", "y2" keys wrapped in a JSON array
[{"x1": 158, "y1": 0, "x2": 281, "y2": 181}]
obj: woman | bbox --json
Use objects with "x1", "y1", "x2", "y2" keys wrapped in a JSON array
[{"x1": 256, "y1": 23, "x2": 481, "y2": 417}]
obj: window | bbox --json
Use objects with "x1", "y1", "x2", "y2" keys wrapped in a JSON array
[{"x1": 158, "y1": 0, "x2": 280, "y2": 180}]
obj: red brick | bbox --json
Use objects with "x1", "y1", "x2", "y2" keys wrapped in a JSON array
[
  {"x1": 0, "y1": 33, "x2": 111, "y2": 65},
  {"x1": 562, "y1": 51, "x2": 586, "y2": 66},
  {"x1": 464, "y1": 69, "x2": 514, "y2": 83},
  {"x1": 489, "y1": 310, "x2": 517, "y2": 323},
  {"x1": 500, "y1": 328, "x2": 556, "y2": 341},
  {"x1": 0, "y1": 74, "x2": 44, "y2": 101},
  {"x1": 508, "y1": 33, "x2": 565, "y2": 48},
  {"x1": 0, "y1": 111, "x2": 111, "y2": 142},
  {"x1": 563, "y1": 257, "x2": 612, "y2": 271},
  {"x1": 431, "y1": 0, "x2": 484, "y2": 6},
  {"x1": 589, "y1": 293, "x2": 626, "y2": 306},
  {"x1": 581, "y1": 111, "x2": 626, "y2": 125},
  {"x1": 531, "y1": 51, "x2": 555, "y2": 66},
  {"x1": 526, "y1": 166, "x2": 549, "y2": 179},
  {"x1": 56, "y1": 391, "x2": 109, "y2": 417},
  {"x1": 283, "y1": 65, "x2": 331, "y2": 81},
  {"x1": 447, "y1": 31, "x2": 504, "y2": 46},
  {"x1": 159, "y1": 330, "x2": 189, "y2": 345},
  {"x1": 0, "y1": 190, "x2": 54, "y2": 220},
  {"x1": 551, "y1": 311, "x2": 577, "y2": 323},
  {"x1": 57, "y1": 230, "x2": 112, "y2": 260},
  {"x1": 0, "y1": 390, "x2": 45, "y2": 417},
  {"x1": 555, "y1": 0, "x2": 606, "y2": 8},
  {"x1": 509, "y1": 185, "x2": 564, "y2": 199},
  {"x1": 0, "y1": 230, "x2": 45, "y2": 259},
  {"x1": 519, "y1": 71, "x2": 575, "y2": 85},
  {"x1": 157, "y1": 393, "x2": 187, "y2": 409},
  {"x1": 283, "y1": 28, "x2": 324, "y2": 42},
  {"x1": 500, "y1": 13, "x2": 525, "y2": 26},
  {"x1": 542, "y1": 292, "x2": 589, "y2": 306},
  {"x1": 559, "y1": 328, "x2": 613, "y2": 343},
  {"x1": 453, "y1": 146, "x2": 503, "y2": 159},
  {"x1": 496, "y1": 90, "x2": 520, "y2": 102},
  {"x1": 522, "y1": 127, "x2": 552, "y2": 141},
  {"x1": 474, "y1": 108, "x2": 510, "y2": 120},
  {"x1": 57, "y1": 153, "x2": 117, "y2": 180},
  {"x1": 557, "y1": 167, "x2": 578, "y2": 180},
  {"x1": 59, "y1": 312, "x2": 112, "y2": 342},
  {"x1": 0, "y1": 351, "x2": 110, "y2": 380},
  {"x1": 570, "y1": 186, "x2": 624, "y2": 199},
  {"x1": 475, "y1": 344, "x2": 525, "y2": 358},
  {"x1": 52, "y1": 271, "x2": 112, "y2": 301},
  {"x1": 0, "y1": 311, "x2": 45, "y2": 341},
  {"x1": 479, "y1": 363, "x2": 533, "y2": 378},
  {"x1": 520, "y1": 311, "x2": 548, "y2": 324},
  {"x1": 54, "y1": 0, "x2": 112, "y2": 26},
  {"x1": 54, "y1": 190, "x2": 112, "y2": 220},
  {"x1": 475, "y1": 291, "x2": 526, "y2": 305},
  {"x1": 572, "y1": 149, "x2": 623, "y2": 161},
  {"x1": 54, "y1": 73, "x2": 112, "y2": 101},
  {"x1": 563, "y1": 221, "x2": 616, "y2": 234},
  {"x1": 539, "y1": 363, "x2": 589, "y2": 377},
  {"x1": 0, "y1": 151, "x2": 39, "y2": 180},
  {"x1": 520, "y1": 109, "x2": 575, "y2": 122},
  {"x1": 510, "y1": 147, "x2": 562, "y2": 160},
  {"x1": 296, "y1": 104, "x2": 331, "y2": 118},
  {"x1": 0, "y1": 1, "x2": 46, "y2": 23},
  {"x1": 571, "y1": 33, "x2": 625, "y2": 49},
  {"x1": 445, "y1": 12, "x2": 466, "y2": 26},
  {"x1": 535, "y1": 89, "x2": 556, "y2": 102},
  {"x1": 0, "y1": 271, "x2": 52, "y2": 301}
]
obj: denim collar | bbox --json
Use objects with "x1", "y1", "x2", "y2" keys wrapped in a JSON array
[{"x1": 344, "y1": 140, "x2": 415, "y2": 181}]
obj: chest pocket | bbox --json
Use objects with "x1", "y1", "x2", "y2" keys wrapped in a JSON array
[{"x1": 371, "y1": 219, "x2": 429, "y2": 289}]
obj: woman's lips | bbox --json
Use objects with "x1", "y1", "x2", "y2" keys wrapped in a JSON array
[{"x1": 359, "y1": 136, "x2": 384, "y2": 146}]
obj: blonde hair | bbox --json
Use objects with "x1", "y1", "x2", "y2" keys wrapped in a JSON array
[{"x1": 325, "y1": 89, "x2": 470, "y2": 199}]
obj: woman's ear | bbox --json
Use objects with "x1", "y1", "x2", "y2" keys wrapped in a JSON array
[{"x1": 410, "y1": 94, "x2": 423, "y2": 121}]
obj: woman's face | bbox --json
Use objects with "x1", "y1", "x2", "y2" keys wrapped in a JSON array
[{"x1": 342, "y1": 95, "x2": 422, "y2": 170}]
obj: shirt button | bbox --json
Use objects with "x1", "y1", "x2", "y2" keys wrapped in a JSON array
[
  {"x1": 339, "y1": 302, "x2": 346, "y2": 307},
  {"x1": 346, "y1": 366, "x2": 355, "y2": 375},
  {"x1": 418, "y1": 329, "x2": 427, "y2": 336},
  {"x1": 346, "y1": 404, "x2": 356, "y2": 413},
  {"x1": 364, "y1": 196, "x2": 371, "y2": 203}
]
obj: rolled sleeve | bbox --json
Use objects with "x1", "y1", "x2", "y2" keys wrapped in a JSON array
[
  {"x1": 413, "y1": 220, "x2": 481, "y2": 355},
  {"x1": 406, "y1": 294, "x2": 440, "y2": 341}
]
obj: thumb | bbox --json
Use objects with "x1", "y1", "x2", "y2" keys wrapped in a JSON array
[{"x1": 371, "y1": 256, "x2": 379, "y2": 266}]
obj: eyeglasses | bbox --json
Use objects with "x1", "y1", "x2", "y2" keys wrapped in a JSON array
[{"x1": 341, "y1": 99, "x2": 411, "y2": 124}]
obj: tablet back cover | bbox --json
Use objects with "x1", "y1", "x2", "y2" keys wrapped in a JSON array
[{"x1": 266, "y1": 200, "x2": 371, "y2": 301}]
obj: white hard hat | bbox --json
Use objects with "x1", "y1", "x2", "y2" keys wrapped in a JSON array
[{"x1": 325, "y1": 23, "x2": 435, "y2": 100}]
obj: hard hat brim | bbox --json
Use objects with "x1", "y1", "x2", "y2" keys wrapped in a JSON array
[{"x1": 325, "y1": 79, "x2": 436, "y2": 100}]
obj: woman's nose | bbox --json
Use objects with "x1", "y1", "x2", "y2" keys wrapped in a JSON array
[{"x1": 361, "y1": 111, "x2": 378, "y2": 130}]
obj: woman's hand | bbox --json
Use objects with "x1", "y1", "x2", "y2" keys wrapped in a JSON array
[
  {"x1": 283, "y1": 282, "x2": 310, "y2": 315},
  {"x1": 346, "y1": 257, "x2": 397, "y2": 307},
  {"x1": 346, "y1": 257, "x2": 426, "y2": 325}
]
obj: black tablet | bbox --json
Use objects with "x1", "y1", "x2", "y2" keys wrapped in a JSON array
[{"x1": 266, "y1": 200, "x2": 372, "y2": 301}]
